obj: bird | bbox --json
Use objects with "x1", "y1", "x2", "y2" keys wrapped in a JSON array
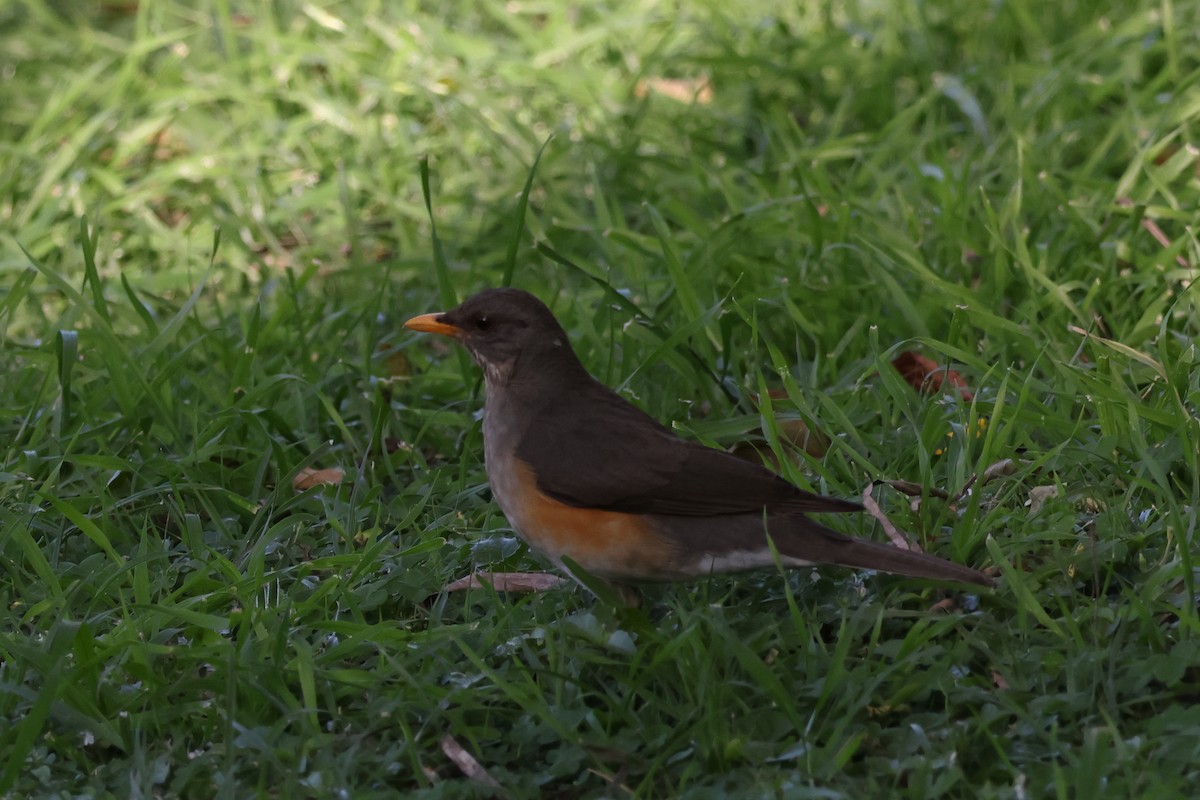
[{"x1": 405, "y1": 288, "x2": 993, "y2": 605}]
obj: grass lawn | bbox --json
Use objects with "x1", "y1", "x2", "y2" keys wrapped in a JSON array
[{"x1": 2, "y1": 0, "x2": 1199, "y2": 796}]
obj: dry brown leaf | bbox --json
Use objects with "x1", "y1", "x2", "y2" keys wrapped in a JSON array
[
  {"x1": 862, "y1": 483, "x2": 919, "y2": 552},
  {"x1": 440, "y1": 735, "x2": 501, "y2": 790},
  {"x1": 751, "y1": 389, "x2": 831, "y2": 458},
  {"x1": 443, "y1": 572, "x2": 567, "y2": 594},
  {"x1": 1027, "y1": 485, "x2": 1058, "y2": 515},
  {"x1": 635, "y1": 75, "x2": 713, "y2": 104},
  {"x1": 891, "y1": 351, "x2": 975, "y2": 401},
  {"x1": 729, "y1": 440, "x2": 779, "y2": 469},
  {"x1": 929, "y1": 597, "x2": 958, "y2": 613},
  {"x1": 292, "y1": 466, "x2": 345, "y2": 491},
  {"x1": 777, "y1": 418, "x2": 830, "y2": 458},
  {"x1": 950, "y1": 450, "x2": 1021, "y2": 504},
  {"x1": 981, "y1": 458, "x2": 1017, "y2": 485}
]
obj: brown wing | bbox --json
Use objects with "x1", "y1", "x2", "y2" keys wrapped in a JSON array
[{"x1": 515, "y1": 378, "x2": 860, "y2": 516}]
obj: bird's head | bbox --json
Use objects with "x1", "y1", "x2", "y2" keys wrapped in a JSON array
[{"x1": 405, "y1": 288, "x2": 583, "y2": 387}]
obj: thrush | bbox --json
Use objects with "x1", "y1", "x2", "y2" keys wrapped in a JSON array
[{"x1": 406, "y1": 288, "x2": 992, "y2": 604}]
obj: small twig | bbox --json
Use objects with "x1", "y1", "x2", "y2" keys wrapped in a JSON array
[
  {"x1": 862, "y1": 483, "x2": 921, "y2": 552},
  {"x1": 884, "y1": 479, "x2": 950, "y2": 500},
  {"x1": 951, "y1": 473, "x2": 976, "y2": 506},
  {"x1": 443, "y1": 572, "x2": 567, "y2": 594},
  {"x1": 1117, "y1": 196, "x2": 1191, "y2": 268},
  {"x1": 441, "y1": 735, "x2": 502, "y2": 791}
]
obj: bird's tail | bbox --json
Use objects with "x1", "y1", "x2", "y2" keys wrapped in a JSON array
[{"x1": 777, "y1": 516, "x2": 994, "y2": 588}]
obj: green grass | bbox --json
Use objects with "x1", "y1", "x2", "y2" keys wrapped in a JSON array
[{"x1": 2, "y1": 0, "x2": 1199, "y2": 796}]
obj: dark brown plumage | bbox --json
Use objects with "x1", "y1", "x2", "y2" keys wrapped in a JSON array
[{"x1": 406, "y1": 288, "x2": 993, "y2": 602}]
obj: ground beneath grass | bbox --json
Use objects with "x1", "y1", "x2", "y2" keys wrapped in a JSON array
[{"x1": 2, "y1": 1, "x2": 1199, "y2": 797}]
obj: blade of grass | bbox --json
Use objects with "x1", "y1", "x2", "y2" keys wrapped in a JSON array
[{"x1": 500, "y1": 135, "x2": 553, "y2": 288}]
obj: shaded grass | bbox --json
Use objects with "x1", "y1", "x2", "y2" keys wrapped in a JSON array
[{"x1": 2, "y1": 0, "x2": 1200, "y2": 796}]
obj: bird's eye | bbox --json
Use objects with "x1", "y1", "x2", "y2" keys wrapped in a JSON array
[{"x1": 474, "y1": 315, "x2": 491, "y2": 331}]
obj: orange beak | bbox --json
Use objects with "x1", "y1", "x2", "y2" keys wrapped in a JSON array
[{"x1": 404, "y1": 313, "x2": 462, "y2": 338}]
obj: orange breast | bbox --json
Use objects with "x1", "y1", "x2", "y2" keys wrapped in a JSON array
[{"x1": 495, "y1": 459, "x2": 677, "y2": 581}]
